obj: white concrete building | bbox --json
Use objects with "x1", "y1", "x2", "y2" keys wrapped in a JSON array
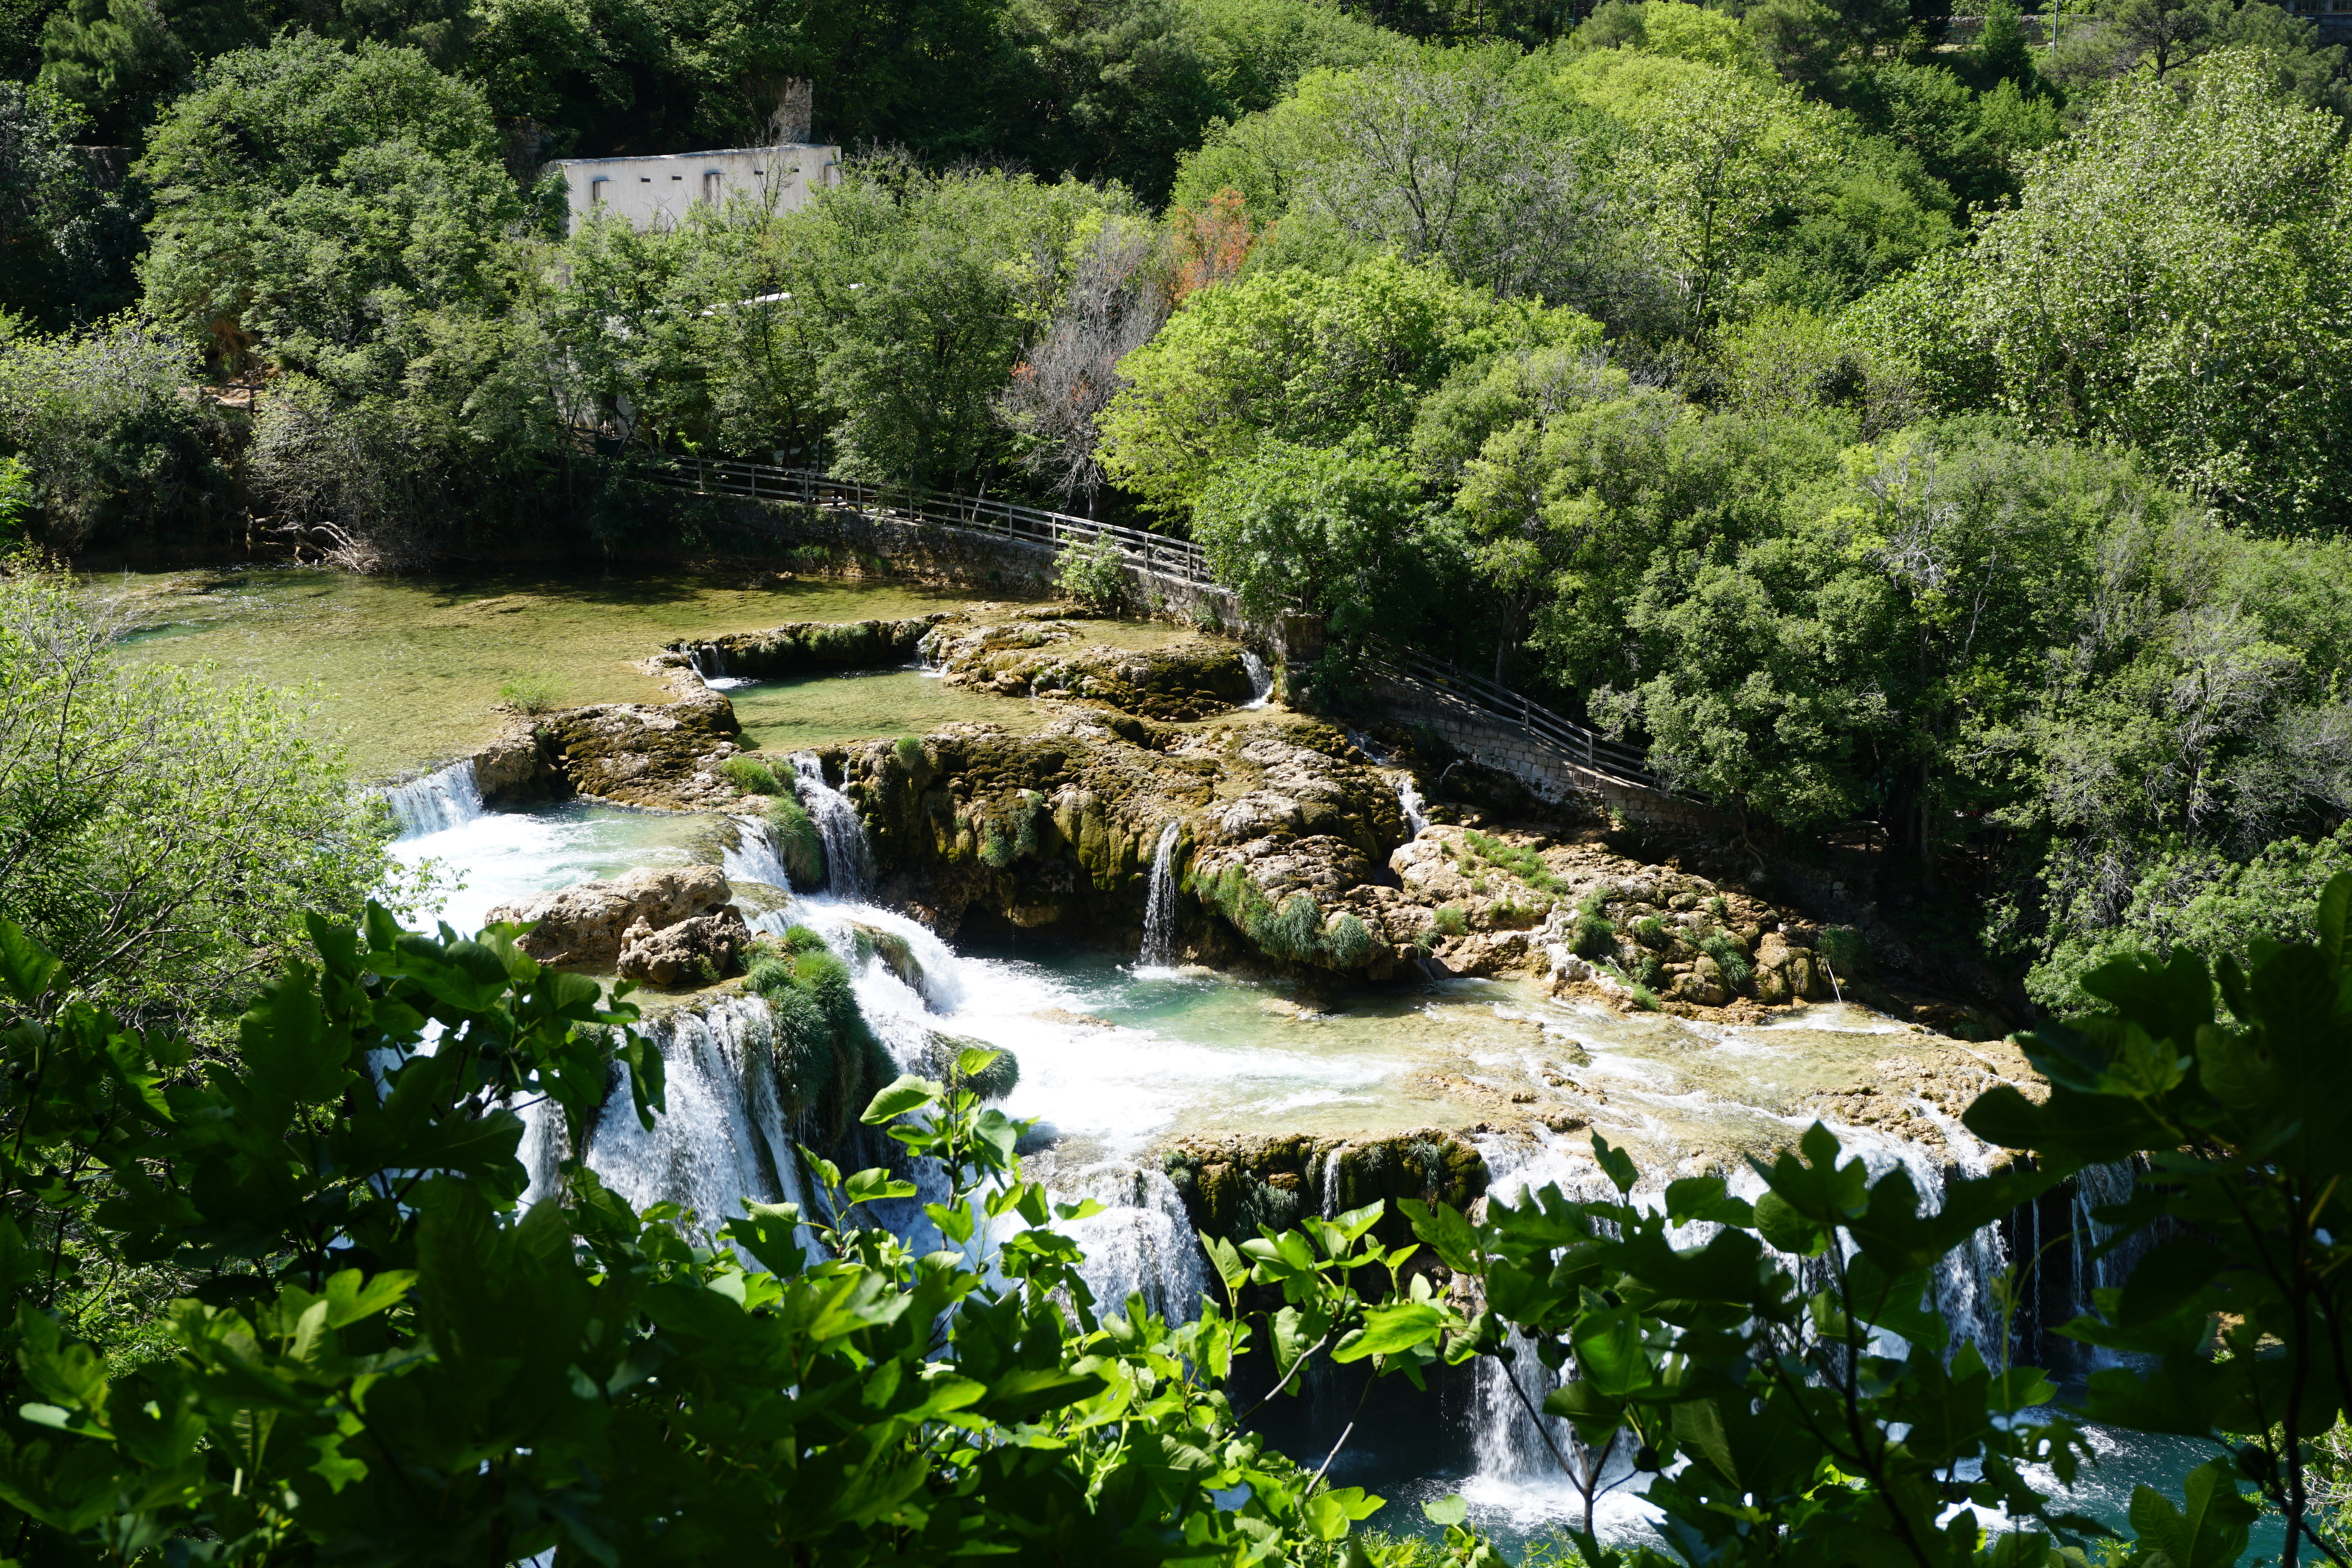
[{"x1": 551, "y1": 143, "x2": 841, "y2": 233}]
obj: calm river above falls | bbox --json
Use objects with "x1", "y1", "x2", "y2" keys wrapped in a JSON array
[{"x1": 102, "y1": 567, "x2": 2253, "y2": 1556}]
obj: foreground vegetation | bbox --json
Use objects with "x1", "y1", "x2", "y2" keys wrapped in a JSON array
[{"x1": 2, "y1": 851, "x2": 2346, "y2": 1562}]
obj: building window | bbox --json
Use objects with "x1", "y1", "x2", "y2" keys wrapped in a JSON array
[
  {"x1": 702, "y1": 170, "x2": 722, "y2": 203},
  {"x1": 589, "y1": 176, "x2": 608, "y2": 206}
]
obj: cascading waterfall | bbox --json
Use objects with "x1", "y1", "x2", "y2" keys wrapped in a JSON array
[
  {"x1": 381, "y1": 760, "x2": 485, "y2": 840},
  {"x1": 1464, "y1": 1118, "x2": 2021, "y2": 1513},
  {"x1": 722, "y1": 815, "x2": 796, "y2": 892},
  {"x1": 578, "y1": 991, "x2": 825, "y2": 1265},
  {"x1": 1138, "y1": 821, "x2": 1182, "y2": 969},
  {"x1": 2070, "y1": 1159, "x2": 2140, "y2": 1311},
  {"x1": 792, "y1": 753, "x2": 875, "y2": 898},
  {"x1": 1055, "y1": 1164, "x2": 1212, "y2": 1325},
  {"x1": 1395, "y1": 776, "x2": 1429, "y2": 839},
  {"x1": 1241, "y1": 651, "x2": 1274, "y2": 709}
]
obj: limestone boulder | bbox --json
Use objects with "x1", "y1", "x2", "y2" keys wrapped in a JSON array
[
  {"x1": 1753, "y1": 932, "x2": 1831, "y2": 1004},
  {"x1": 472, "y1": 730, "x2": 566, "y2": 807},
  {"x1": 486, "y1": 865, "x2": 736, "y2": 971},
  {"x1": 539, "y1": 692, "x2": 744, "y2": 811},
  {"x1": 928, "y1": 617, "x2": 1256, "y2": 720},
  {"x1": 687, "y1": 617, "x2": 947, "y2": 679},
  {"x1": 616, "y1": 910, "x2": 751, "y2": 987}
]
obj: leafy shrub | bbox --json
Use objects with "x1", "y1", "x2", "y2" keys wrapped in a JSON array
[
  {"x1": 1569, "y1": 889, "x2": 1616, "y2": 960},
  {"x1": 499, "y1": 673, "x2": 563, "y2": 715},
  {"x1": 1817, "y1": 925, "x2": 1869, "y2": 978},
  {"x1": 1430, "y1": 903, "x2": 1469, "y2": 937},
  {"x1": 0, "y1": 456, "x2": 32, "y2": 546},
  {"x1": 0, "y1": 318, "x2": 222, "y2": 551},
  {"x1": 719, "y1": 755, "x2": 783, "y2": 794},
  {"x1": 1262, "y1": 892, "x2": 1325, "y2": 962},
  {"x1": 947, "y1": 1044, "x2": 1021, "y2": 1102},
  {"x1": 1323, "y1": 910, "x2": 1376, "y2": 968},
  {"x1": 1055, "y1": 533, "x2": 1127, "y2": 611},
  {"x1": 1699, "y1": 931, "x2": 1753, "y2": 991},
  {"x1": 767, "y1": 797, "x2": 826, "y2": 888}
]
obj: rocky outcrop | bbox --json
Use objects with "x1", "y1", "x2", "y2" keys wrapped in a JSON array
[
  {"x1": 471, "y1": 727, "x2": 569, "y2": 807},
  {"x1": 827, "y1": 714, "x2": 1217, "y2": 938},
  {"x1": 925, "y1": 617, "x2": 1254, "y2": 720},
  {"x1": 1160, "y1": 1129, "x2": 1486, "y2": 1256},
  {"x1": 679, "y1": 616, "x2": 948, "y2": 679},
  {"x1": 486, "y1": 865, "x2": 737, "y2": 972},
  {"x1": 828, "y1": 714, "x2": 1421, "y2": 976},
  {"x1": 617, "y1": 909, "x2": 751, "y2": 987},
  {"x1": 537, "y1": 692, "x2": 746, "y2": 811}
]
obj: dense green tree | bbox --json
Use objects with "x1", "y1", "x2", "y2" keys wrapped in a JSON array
[
  {"x1": 1191, "y1": 436, "x2": 1436, "y2": 664},
  {"x1": 994, "y1": 0, "x2": 1396, "y2": 205},
  {"x1": 1100, "y1": 252, "x2": 1595, "y2": 516},
  {"x1": 1550, "y1": 48, "x2": 1846, "y2": 325},
  {"x1": 136, "y1": 34, "x2": 528, "y2": 386},
  {"x1": 0, "y1": 315, "x2": 223, "y2": 551},
  {"x1": 0, "y1": 82, "x2": 143, "y2": 325},
  {"x1": 1854, "y1": 50, "x2": 2352, "y2": 533}
]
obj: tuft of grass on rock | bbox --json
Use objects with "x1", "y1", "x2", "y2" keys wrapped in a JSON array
[
  {"x1": 719, "y1": 755, "x2": 783, "y2": 794},
  {"x1": 499, "y1": 672, "x2": 561, "y2": 714}
]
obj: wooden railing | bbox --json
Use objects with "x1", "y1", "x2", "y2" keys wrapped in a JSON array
[
  {"x1": 655, "y1": 453, "x2": 1665, "y2": 790},
  {"x1": 654, "y1": 456, "x2": 1218, "y2": 588},
  {"x1": 1371, "y1": 646, "x2": 1663, "y2": 790}
]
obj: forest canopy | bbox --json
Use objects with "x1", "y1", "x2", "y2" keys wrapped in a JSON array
[{"x1": 2, "y1": 0, "x2": 2350, "y2": 1002}]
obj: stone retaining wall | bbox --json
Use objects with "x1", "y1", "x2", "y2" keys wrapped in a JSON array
[
  {"x1": 1368, "y1": 673, "x2": 1729, "y2": 833},
  {"x1": 717, "y1": 496, "x2": 1244, "y2": 628}
]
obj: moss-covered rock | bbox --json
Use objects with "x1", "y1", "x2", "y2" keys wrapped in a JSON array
[
  {"x1": 1159, "y1": 1129, "x2": 1488, "y2": 1256},
  {"x1": 767, "y1": 795, "x2": 826, "y2": 888},
  {"x1": 925, "y1": 618, "x2": 1254, "y2": 720},
  {"x1": 539, "y1": 692, "x2": 746, "y2": 810},
  {"x1": 829, "y1": 714, "x2": 1220, "y2": 942},
  {"x1": 827, "y1": 712, "x2": 1422, "y2": 978},
  {"x1": 680, "y1": 616, "x2": 950, "y2": 678}
]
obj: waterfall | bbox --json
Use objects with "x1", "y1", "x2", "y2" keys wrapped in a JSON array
[
  {"x1": 1055, "y1": 1164, "x2": 1212, "y2": 1325},
  {"x1": 1462, "y1": 1122, "x2": 2020, "y2": 1511},
  {"x1": 2071, "y1": 1160, "x2": 2140, "y2": 1312},
  {"x1": 1138, "y1": 821, "x2": 1182, "y2": 969},
  {"x1": 1318, "y1": 1146, "x2": 1346, "y2": 1219},
  {"x1": 1395, "y1": 775, "x2": 1429, "y2": 839},
  {"x1": 723, "y1": 815, "x2": 795, "y2": 891},
  {"x1": 380, "y1": 760, "x2": 485, "y2": 840},
  {"x1": 1241, "y1": 651, "x2": 1274, "y2": 709},
  {"x1": 582, "y1": 992, "x2": 824, "y2": 1266},
  {"x1": 792, "y1": 754, "x2": 874, "y2": 899}
]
